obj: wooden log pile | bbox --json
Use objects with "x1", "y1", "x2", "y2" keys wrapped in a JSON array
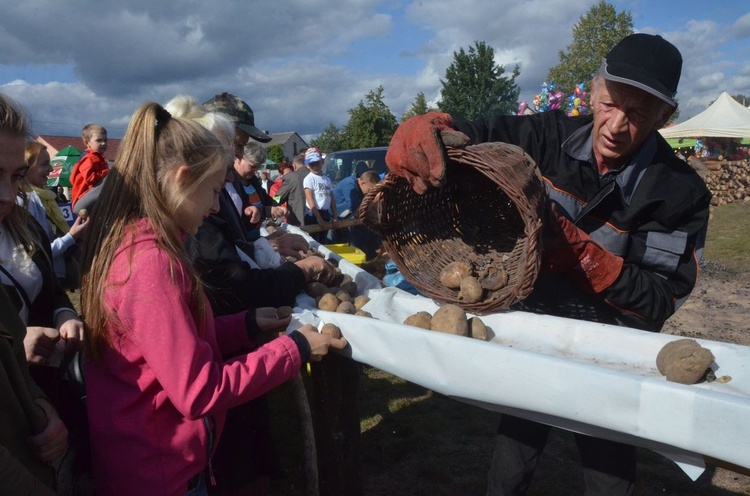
[{"x1": 690, "y1": 158, "x2": 750, "y2": 206}]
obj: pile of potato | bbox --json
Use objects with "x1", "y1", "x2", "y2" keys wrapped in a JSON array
[
  {"x1": 403, "y1": 304, "x2": 489, "y2": 341},
  {"x1": 306, "y1": 271, "x2": 372, "y2": 318},
  {"x1": 439, "y1": 261, "x2": 508, "y2": 303}
]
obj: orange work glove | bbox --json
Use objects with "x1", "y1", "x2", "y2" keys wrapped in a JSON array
[
  {"x1": 385, "y1": 112, "x2": 470, "y2": 194},
  {"x1": 542, "y1": 205, "x2": 624, "y2": 294}
]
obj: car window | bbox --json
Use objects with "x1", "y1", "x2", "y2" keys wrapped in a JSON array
[{"x1": 325, "y1": 148, "x2": 388, "y2": 185}]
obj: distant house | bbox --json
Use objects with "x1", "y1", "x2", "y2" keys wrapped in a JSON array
[
  {"x1": 35, "y1": 135, "x2": 120, "y2": 164},
  {"x1": 263, "y1": 132, "x2": 309, "y2": 162}
]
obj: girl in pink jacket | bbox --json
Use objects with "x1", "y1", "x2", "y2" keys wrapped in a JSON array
[{"x1": 79, "y1": 102, "x2": 347, "y2": 496}]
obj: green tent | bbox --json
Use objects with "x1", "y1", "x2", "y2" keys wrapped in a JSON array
[{"x1": 47, "y1": 145, "x2": 82, "y2": 188}]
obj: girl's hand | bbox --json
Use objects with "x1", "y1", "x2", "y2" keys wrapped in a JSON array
[
  {"x1": 296, "y1": 324, "x2": 348, "y2": 362},
  {"x1": 57, "y1": 318, "x2": 84, "y2": 353},
  {"x1": 68, "y1": 215, "x2": 90, "y2": 240},
  {"x1": 255, "y1": 307, "x2": 292, "y2": 334}
]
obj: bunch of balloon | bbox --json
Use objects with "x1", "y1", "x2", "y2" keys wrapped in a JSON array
[
  {"x1": 567, "y1": 82, "x2": 589, "y2": 117},
  {"x1": 532, "y1": 82, "x2": 564, "y2": 113}
]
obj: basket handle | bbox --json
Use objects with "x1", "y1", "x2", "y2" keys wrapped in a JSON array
[{"x1": 357, "y1": 173, "x2": 399, "y2": 232}]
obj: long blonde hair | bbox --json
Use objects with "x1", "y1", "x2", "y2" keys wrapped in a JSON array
[
  {"x1": 0, "y1": 93, "x2": 39, "y2": 256},
  {"x1": 80, "y1": 102, "x2": 232, "y2": 360}
]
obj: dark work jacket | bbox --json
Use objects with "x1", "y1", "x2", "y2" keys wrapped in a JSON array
[
  {"x1": 455, "y1": 110, "x2": 711, "y2": 331},
  {"x1": 185, "y1": 190, "x2": 306, "y2": 315}
]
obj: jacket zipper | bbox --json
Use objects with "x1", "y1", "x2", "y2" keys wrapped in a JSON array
[{"x1": 202, "y1": 416, "x2": 217, "y2": 486}]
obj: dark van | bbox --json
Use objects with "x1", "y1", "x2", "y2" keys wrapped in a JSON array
[{"x1": 324, "y1": 146, "x2": 388, "y2": 185}]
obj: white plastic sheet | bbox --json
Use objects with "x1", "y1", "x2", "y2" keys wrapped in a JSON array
[{"x1": 291, "y1": 286, "x2": 750, "y2": 478}]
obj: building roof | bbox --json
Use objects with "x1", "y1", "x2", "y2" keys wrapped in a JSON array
[
  {"x1": 35, "y1": 134, "x2": 120, "y2": 162},
  {"x1": 264, "y1": 131, "x2": 308, "y2": 147}
]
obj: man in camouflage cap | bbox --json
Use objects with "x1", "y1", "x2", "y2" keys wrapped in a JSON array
[{"x1": 203, "y1": 92, "x2": 271, "y2": 157}]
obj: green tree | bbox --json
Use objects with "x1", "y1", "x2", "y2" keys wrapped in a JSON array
[
  {"x1": 731, "y1": 94, "x2": 750, "y2": 107},
  {"x1": 341, "y1": 86, "x2": 398, "y2": 149},
  {"x1": 401, "y1": 91, "x2": 433, "y2": 122},
  {"x1": 310, "y1": 122, "x2": 345, "y2": 153},
  {"x1": 266, "y1": 144, "x2": 286, "y2": 164},
  {"x1": 547, "y1": 1, "x2": 633, "y2": 99},
  {"x1": 437, "y1": 41, "x2": 521, "y2": 120}
]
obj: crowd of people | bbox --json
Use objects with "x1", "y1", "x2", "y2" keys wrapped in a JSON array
[
  {"x1": 0, "y1": 90, "x2": 352, "y2": 496},
  {"x1": 0, "y1": 32, "x2": 712, "y2": 496}
]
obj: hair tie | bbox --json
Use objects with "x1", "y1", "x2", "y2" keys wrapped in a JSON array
[{"x1": 155, "y1": 106, "x2": 172, "y2": 127}]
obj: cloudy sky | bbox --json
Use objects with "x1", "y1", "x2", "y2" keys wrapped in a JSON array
[{"x1": 2, "y1": 1, "x2": 749, "y2": 141}]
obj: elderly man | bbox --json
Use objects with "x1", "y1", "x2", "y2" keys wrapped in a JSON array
[{"x1": 386, "y1": 34, "x2": 711, "y2": 495}]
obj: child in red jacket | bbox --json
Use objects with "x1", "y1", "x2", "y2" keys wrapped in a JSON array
[{"x1": 70, "y1": 123, "x2": 109, "y2": 208}]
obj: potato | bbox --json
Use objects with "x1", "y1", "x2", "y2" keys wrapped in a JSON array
[
  {"x1": 439, "y1": 262, "x2": 473, "y2": 289},
  {"x1": 480, "y1": 265, "x2": 509, "y2": 291},
  {"x1": 266, "y1": 225, "x2": 276, "y2": 234},
  {"x1": 353, "y1": 295, "x2": 370, "y2": 310},
  {"x1": 331, "y1": 269, "x2": 345, "y2": 287},
  {"x1": 430, "y1": 304, "x2": 468, "y2": 336},
  {"x1": 458, "y1": 276, "x2": 484, "y2": 303},
  {"x1": 341, "y1": 281, "x2": 358, "y2": 297},
  {"x1": 336, "y1": 301, "x2": 356, "y2": 314},
  {"x1": 77, "y1": 208, "x2": 89, "y2": 220},
  {"x1": 656, "y1": 339, "x2": 715, "y2": 384},
  {"x1": 335, "y1": 290, "x2": 353, "y2": 303},
  {"x1": 656, "y1": 338, "x2": 699, "y2": 374},
  {"x1": 321, "y1": 323, "x2": 341, "y2": 339},
  {"x1": 317, "y1": 293, "x2": 340, "y2": 312},
  {"x1": 325, "y1": 286, "x2": 341, "y2": 295},
  {"x1": 468, "y1": 317, "x2": 489, "y2": 341},
  {"x1": 276, "y1": 306, "x2": 293, "y2": 319},
  {"x1": 305, "y1": 282, "x2": 328, "y2": 298},
  {"x1": 404, "y1": 311, "x2": 432, "y2": 330},
  {"x1": 355, "y1": 310, "x2": 373, "y2": 318}
]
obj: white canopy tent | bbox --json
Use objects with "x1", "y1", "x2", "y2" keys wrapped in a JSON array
[{"x1": 659, "y1": 92, "x2": 750, "y2": 138}]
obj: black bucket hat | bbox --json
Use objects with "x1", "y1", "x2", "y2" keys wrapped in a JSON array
[
  {"x1": 202, "y1": 92, "x2": 271, "y2": 142},
  {"x1": 598, "y1": 33, "x2": 682, "y2": 107}
]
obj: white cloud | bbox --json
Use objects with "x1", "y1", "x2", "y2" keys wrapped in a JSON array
[{"x1": 1, "y1": 0, "x2": 749, "y2": 138}]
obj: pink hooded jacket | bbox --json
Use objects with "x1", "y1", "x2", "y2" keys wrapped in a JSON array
[{"x1": 86, "y1": 219, "x2": 302, "y2": 496}]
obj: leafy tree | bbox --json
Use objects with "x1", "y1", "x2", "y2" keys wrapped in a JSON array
[
  {"x1": 547, "y1": 1, "x2": 633, "y2": 98},
  {"x1": 401, "y1": 91, "x2": 433, "y2": 122},
  {"x1": 341, "y1": 86, "x2": 398, "y2": 149},
  {"x1": 311, "y1": 122, "x2": 345, "y2": 153},
  {"x1": 266, "y1": 144, "x2": 286, "y2": 164},
  {"x1": 438, "y1": 41, "x2": 520, "y2": 119},
  {"x1": 731, "y1": 94, "x2": 750, "y2": 107}
]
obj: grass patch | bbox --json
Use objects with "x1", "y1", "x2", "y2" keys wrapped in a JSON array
[{"x1": 704, "y1": 203, "x2": 750, "y2": 273}]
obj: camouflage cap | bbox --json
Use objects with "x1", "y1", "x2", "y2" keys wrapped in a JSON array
[{"x1": 202, "y1": 92, "x2": 271, "y2": 142}]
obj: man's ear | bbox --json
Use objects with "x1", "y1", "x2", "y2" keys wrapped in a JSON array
[{"x1": 655, "y1": 105, "x2": 676, "y2": 130}]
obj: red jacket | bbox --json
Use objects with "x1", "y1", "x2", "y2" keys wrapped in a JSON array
[
  {"x1": 70, "y1": 149, "x2": 109, "y2": 207},
  {"x1": 86, "y1": 218, "x2": 302, "y2": 496}
]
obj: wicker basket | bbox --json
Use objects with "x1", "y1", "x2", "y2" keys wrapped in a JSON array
[{"x1": 359, "y1": 142, "x2": 546, "y2": 314}]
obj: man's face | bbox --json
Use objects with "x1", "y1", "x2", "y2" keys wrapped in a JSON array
[
  {"x1": 590, "y1": 79, "x2": 673, "y2": 172},
  {"x1": 233, "y1": 127, "x2": 251, "y2": 158},
  {"x1": 234, "y1": 156, "x2": 261, "y2": 180}
]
